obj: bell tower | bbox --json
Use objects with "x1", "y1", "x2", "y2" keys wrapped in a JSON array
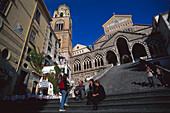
[{"x1": 51, "y1": 4, "x2": 72, "y2": 61}]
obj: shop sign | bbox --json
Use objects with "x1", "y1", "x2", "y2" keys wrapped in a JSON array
[{"x1": 39, "y1": 81, "x2": 49, "y2": 88}]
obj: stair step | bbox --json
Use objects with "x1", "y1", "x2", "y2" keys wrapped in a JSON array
[
  {"x1": 11, "y1": 109, "x2": 170, "y2": 113},
  {"x1": 9, "y1": 101, "x2": 170, "y2": 111}
]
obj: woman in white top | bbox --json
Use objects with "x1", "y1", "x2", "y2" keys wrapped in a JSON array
[{"x1": 156, "y1": 67, "x2": 168, "y2": 87}]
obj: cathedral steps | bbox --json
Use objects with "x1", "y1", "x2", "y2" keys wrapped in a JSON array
[
  {"x1": 1, "y1": 89, "x2": 170, "y2": 113},
  {"x1": 1, "y1": 62, "x2": 170, "y2": 113},
  {"x1": 98, "y1": 61, "x2": 169, "y2": 95}
]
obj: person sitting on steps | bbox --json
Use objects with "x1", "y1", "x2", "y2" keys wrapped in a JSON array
[
  {"x1": 74, "y1": 80, "x2": 85, "y2": 101},
  {"x1": 86, "y1": 79, "x2": 95, "y2": 105},
  {"x1": 90, "y1": 80, "x2": 106, "y2": 110}
]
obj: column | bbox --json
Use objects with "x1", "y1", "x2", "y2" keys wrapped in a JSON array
[
  {"x1": 116, "y1": 54, "x2": 121, "y2": 66},
  {"x1": 130, "y1": 50, "x2": 135, "y2": 63}
]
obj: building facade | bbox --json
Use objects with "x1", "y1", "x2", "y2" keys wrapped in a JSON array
[
  {"x1": 147, "y1": 11, "x2": 170, "y2": 57},
  {"x1": 70, "y1": 15, "x2": 153, "y2": 84},
  {"x1": 50, "y1": 5, "x2": 170, "y2": 86},
  {"x1": 0, "y1": 0, "x2": 53, "y2": 97},
  {"x1": 43, "y1": 26, "x2": 59, "y2": 66}
]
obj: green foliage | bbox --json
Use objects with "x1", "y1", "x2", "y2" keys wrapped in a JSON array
[
  {"x1": 29, "y1": 47, "x2": 46, "y2": 74},
  {"x1": 54, "y1": 63, "x2": 61, "y2": 75},
  {"x1": 46, "y1": 73, "x2": 60, "y2": 94}
]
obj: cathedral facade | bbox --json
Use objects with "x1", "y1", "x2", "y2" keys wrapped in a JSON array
[
  {"x1": 51, "y1": 5, "x2": 168, "y2": 85},
  {"x1": 70, "y1": 15, "x2": 153, "y2": 84}
]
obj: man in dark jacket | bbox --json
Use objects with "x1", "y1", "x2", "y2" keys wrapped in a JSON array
[
  {"x1": 74, "y1": 80, "x2": 85, "y2": 100},
  {"x1": 90, "y1": 80, "x2": 106, "y2": 110}
]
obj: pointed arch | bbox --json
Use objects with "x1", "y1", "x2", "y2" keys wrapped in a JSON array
[
  {"x1": 73, "y1": 59, "x2": 81, "y2": 72},
  {"x1": 95, "y1": 54, "x2": 104, "y2": 67},
  {"x1": 84, "y1": 57, "x2": 92, "y2": 70}
]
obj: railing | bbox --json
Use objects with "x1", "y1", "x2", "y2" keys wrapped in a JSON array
[
  {"x1": 155, "y1": 65, "x2": 170, "y2": 73},
  {"x1": 84, "y1": 64, "x2": 113, "y2": 92},
  {"x1": 154, "y1": 65, "x2": 170, "y2": 86},
  {"x1": 93, "y1": 64, "x2": 113, "y2": 80}
]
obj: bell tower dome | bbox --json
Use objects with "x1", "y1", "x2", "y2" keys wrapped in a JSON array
[{"x1": 53, "y1": 4, "x2": 70, "y2": 18}]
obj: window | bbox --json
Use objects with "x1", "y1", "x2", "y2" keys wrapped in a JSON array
[
  {"x1": 35, "y1": 9, "x2": 40, "y2": 23},
  {"x1": 29, "y1": 30, "x2": 36, "y2": 44},
  {"x1": 55, "y1": 41, "x2": 57, "y2": 47},
  {"x1": 84, "y1": 57, "x2": 92, "y2": 70},
  {"x1": 60, "y1": 12, "x2": 63, "y2": 17},
  {"x1": 27, "y1": 47, "x2": 32, "y2": 54},
  {"x1": 1, "y1": 48, "x2": 10, "y2": 60},
  {"x1": 48, "y1": 46, "x2": 51, "y2": 52},
  {"x1": 77, "y1": 46, "x2": 79, "y2": 49},
  {"x1": 44, "y1": 59, "x2": 50, "y2": 66},
  {"x1": 14, "y1": 24, "x2": 23, "y2": 36},
  {"x1": 55, "y1": 20, "x2": 64, "y2": 31},
  {"x1": 49, "y1": 32, "x2": 52, "y2": 40},
  {"x1": 58, "y1": 39, "x2": 61, "y2": 48},
  {"x1": 54, "y1": 53, "x2": 56, "y2": 59},
  {"x1": 0, "y1": 0, "x2": 10, "y2": 14},
  {"x1": 95, "y1": 54, "x2": 104, "y2": 67},
  {"x1": 95, "y1": 59, "x2": 97, "y2": 67},
  {"x1": 55, "y1": 24, "x2": 64, "y2": 30}
]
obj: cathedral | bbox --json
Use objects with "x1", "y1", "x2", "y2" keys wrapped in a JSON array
[{"x1": 51, "y1": 4, "x2": 168, "y2": 84}]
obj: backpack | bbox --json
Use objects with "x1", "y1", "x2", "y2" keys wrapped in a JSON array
[{"x1": 59, "y1": 78, "x2": 65, "y2": 89}]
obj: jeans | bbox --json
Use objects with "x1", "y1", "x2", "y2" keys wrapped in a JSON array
[
  {"x1": 74, "y1": 90, "x2": 85, "y2": 100},
  {"x1": 148, "y1": 76, "x2": 154, "y2": 87},
  {"x1": 60, "y1": 90, "x2": 68, "y2": 110}
]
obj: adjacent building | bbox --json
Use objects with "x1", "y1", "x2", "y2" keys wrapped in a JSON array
[
  {"x1": 0, "y1": 0, "x2": 54, "y2": 97},
  {"x1": 147, "y1": 11, "x2": 170, "y2": 57},
  {"x1": 43, "y1": 26, "x2": 59, "y2": 66}
]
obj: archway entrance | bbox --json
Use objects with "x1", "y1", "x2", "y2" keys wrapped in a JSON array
[
  {"x1": 116, "y1": 38, "x2": 132, "y2": 64},
  {"x1": 132, "y1": 43, "x2": 147, "y2": 61},
  {"x1": 106, "y1": 51, "x2": 117, "y2": 66}
]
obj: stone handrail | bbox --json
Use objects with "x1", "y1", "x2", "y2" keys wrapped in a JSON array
[
  {"x1": 84, "y1": 64, "x2": 113, "y2": 92},
  {"x1": 155, "y1": 65, "x2": 170, "y2": 73},
  {"x1": 93, "y1": 64, "x2": 113, "y2": 80}
]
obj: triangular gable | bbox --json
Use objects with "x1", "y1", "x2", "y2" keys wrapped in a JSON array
[
  {"x1": 73, "y1": 44, "x2": 89, "y2": 51},
  {"x1": 102, "y1": 15, "x2": 132, "y2": 28}
]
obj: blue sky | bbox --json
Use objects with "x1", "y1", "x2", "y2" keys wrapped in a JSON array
[{"x1": 44, "y1": 0, "x2": 170, "y2": 47}]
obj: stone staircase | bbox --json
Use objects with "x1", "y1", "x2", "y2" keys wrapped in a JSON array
[
  {"x1": 1, "y1": 61, "x2": 170, "y2": 113},
  {"x1": 1, "y1": 89, "x2": 170, "y2": 113},
  {"x1": 98, "y1": 61, "x2": 168, "y2": 95}
]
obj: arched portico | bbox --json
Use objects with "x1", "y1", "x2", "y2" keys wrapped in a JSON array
[
  {"x1": 116, "y1": 38, "x2": 132, "y2": 64},
  {"x1": 106, "y1": 50, "x2": 118, "y2": 66},
  {"x1": 132, "y1": 43, "x2": 147, "y2": 61}
]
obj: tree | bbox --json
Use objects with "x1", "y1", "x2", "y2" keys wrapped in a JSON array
[
  {"x1": 46, "y1": 73, "x2": 59, "y2": 94},
  {"x1": 54, "y1": 62, "x2": 61, "y2": 75},
  {"x1": 29, "y1": 47, "x2": 46, "y2": 74}
]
